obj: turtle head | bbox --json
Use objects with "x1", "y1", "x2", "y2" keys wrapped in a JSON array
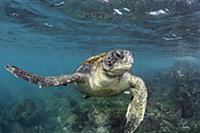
[{"x1": 102, "y1": 49, "x2": 134, "y2": 76}]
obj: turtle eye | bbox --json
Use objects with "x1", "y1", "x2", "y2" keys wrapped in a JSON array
[
  {"x1": 115, "y1": 51, "x2": 124, "y2": 59},
  {"x1": 115, "y1": 52, "x2": 121, "y2": 58}
]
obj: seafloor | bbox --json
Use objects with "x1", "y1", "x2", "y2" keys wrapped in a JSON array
[{"x1": 0, "y1": 59, "x2": 199, "y2": 133}]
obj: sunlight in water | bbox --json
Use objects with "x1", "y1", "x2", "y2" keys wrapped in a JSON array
[{"x1": 0, "y1": 0, "x2": 200, "y2": 133}]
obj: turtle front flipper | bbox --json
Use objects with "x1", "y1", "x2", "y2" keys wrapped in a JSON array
[
  {"x1": 125, "y1": 75, "x2": 148, "y2": 133},
  {"x1": 5, "y1": 65, "x2": 85, "y2": 88}
]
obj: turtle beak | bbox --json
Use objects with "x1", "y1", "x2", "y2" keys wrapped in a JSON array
[
  {"x1": 129, "y1": 56, "x2": 134, "y2": 64},
  {"x1": 126, "y1": 53, "x2": 134, "y2": 65}
]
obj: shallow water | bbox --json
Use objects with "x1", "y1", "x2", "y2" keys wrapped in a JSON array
[{"x1": 0, "y1": 0, "x2": 200, "y2": 133}]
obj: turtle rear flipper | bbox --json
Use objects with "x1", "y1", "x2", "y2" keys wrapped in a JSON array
[{"x1": 5, "y1": 65, "x2": 85, "y2": 88}]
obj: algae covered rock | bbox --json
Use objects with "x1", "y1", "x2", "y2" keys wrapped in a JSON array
[
  {"x1": 88, "y1": 96, "x2": 128, "y2": 133},
  {"x1": 12, "y1": 98, "x2": 43, "y2": 127},
  {"x1": 89, "y1": 107, "x2": 110, "y2": 126},
  {"x1": 49, "y1": 90, "x2": 129, "y2": 133},
  {"x1": 10, "y1": 123, "x2": 24, "y2": 133},
  {"x1": 137, "y1": 58, "x2": 200, "y2": 133}
]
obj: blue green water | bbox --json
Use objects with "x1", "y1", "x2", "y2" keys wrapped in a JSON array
[{"x1": 0, "y1": 0, "x2": 200, "y2": 133}]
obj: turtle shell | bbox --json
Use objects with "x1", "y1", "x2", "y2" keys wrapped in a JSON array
[{"x1": 76, "y1": 52, "x2": 107, "y2": 73}]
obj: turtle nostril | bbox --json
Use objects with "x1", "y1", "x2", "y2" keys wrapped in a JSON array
[
  {"x1": 120, "y1": 55, "x2": 124, "y2": 59},
  {"x1": 108, "y1": 63, "x2": 113, "y2": 67}
]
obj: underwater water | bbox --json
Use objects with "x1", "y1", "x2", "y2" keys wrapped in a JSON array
[{"x1": 0, "y1": 0, "x2": 200, "y2": 133}]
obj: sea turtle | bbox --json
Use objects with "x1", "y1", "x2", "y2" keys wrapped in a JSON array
[{"x1": 5, "y1": 49, "x2": 148, "y2": 133}]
